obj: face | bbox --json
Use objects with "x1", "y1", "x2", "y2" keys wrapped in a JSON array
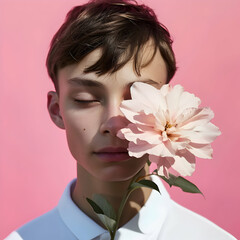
[{"x1": 48, "y1": 44, "x2": 167, "y2": 182}]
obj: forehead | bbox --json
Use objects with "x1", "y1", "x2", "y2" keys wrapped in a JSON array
[{"x1": 58, "y1": 44, "x2": 167, "y2": 90}]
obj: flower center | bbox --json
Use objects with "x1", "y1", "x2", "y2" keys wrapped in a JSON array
[
  {"x1": 164, "y1": 121, "x2": 173, "y2": 131},
  {"x1": 161, "y1": 121, "x2": 179, "y2": 142}
]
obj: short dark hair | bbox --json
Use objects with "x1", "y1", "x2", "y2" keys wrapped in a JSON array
[{"x1": 46, "y1": 0, "x2": 176, "y2": 92}]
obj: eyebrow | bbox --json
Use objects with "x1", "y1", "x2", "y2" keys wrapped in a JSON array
[
  {"x1": 67, "y1": 77, "x2": 159, "y2": 88},
  {"x1": 134, "y1": 79, "x2": 160, "y2": 85},
  {"x1": 68, "y1": 78, "x2": 105, "y2": 88}
]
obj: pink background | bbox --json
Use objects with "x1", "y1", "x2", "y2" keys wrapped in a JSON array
[{"x1": 0, "y1": 0, "x2": 239, "y2": 239}]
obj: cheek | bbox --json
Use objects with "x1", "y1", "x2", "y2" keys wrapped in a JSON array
[{"x1": 63, "y1": 110, "x2": 101, "y2": 158}]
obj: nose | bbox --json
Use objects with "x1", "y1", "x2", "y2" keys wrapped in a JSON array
[{"x1": 99, "y1": 99, "x2": 129, "y2": 136}]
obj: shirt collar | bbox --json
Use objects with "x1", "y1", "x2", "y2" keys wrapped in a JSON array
[
  {"x1": 57, "y1": 175, "x2": 170, "y2": 240},
  {"x1": 57, "y1": 179, "x2": 107, "y2": 240}
]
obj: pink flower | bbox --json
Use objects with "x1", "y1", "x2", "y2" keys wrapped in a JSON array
[{"x1": 117, "y1": 82, "x2": 221, "y2": 178}]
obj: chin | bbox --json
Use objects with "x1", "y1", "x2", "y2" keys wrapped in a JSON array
[{"x1": 95, "y1": 164, "x2": 147, "y2": 182}]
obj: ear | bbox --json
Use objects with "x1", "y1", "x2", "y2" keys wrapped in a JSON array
[{"x1": 47, "y1": 91, "x2": 65, "y2": 129}]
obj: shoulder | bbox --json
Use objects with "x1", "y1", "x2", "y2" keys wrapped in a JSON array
[
  {"x1": 159, "y1": 199, "x2": 237, "y2": 240},
  {"x1": 4, "y1": 208, "x2": 76, "y2": 240},
  {"x1": 151, "y1": 176, "x2": 236, "y2": 239}
]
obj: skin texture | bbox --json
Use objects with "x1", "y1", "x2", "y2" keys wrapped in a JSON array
[{"x1": 47, "y1": 43, "x2": 167, "y2": 227}]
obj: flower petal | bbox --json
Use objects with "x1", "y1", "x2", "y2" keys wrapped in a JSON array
[
  {"x1": 120, "y1": 100, "x2": 152, "y2": 122},
  {"x1": 154, "y1": 109, "x2": 167, "y2": 130},
  {"x1": 119, "y1": 123, "x2": 161, "y2": 144},
  {"x1": 166, "y1": 85, "x2": 184, "y2": 121},
  {"x1": 130, "y1": 82, "x2": 161, "y2": 113},
  {"x1": 149, "y1": 155, "x2": 175, "y2": 178},
  {"x1": 117, "y1": 124, "x2": 142, "y2": 143},
  {"x1": 128, "y1": 139, "x2": 157, "y2": 158},
  {"x1": 159, "y1": 84, "x2": 170, "y2": 96},
  {"x1": 178, "y1": 107, "x2": 214, "y2": 130},
  {"x1": 133, "y1": 113, "x2": 156, "y2": 126},
  {"x1": 178, "y1": 91, "x2": 201, "y2": 110},
  {"x1": 178, "y1": 122, "x2": 221, "y2": 144},
  {"x1": 171, "y1": 151, "x2": 196, "y2": 176},
  {"x1": 187, "y1": 143, "x2": 213, "y2": 159},
  {"x1": 149, "y1": 140, "x2": 176, "y2": 157}
]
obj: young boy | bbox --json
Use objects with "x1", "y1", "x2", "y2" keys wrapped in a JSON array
[{"x1": 5, "y1": 0, "x2": 236, "y2": 239}]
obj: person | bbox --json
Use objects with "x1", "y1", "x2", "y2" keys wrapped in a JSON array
[{"x1": 5, "y1": 0, "x2": 236, "y2": 239}]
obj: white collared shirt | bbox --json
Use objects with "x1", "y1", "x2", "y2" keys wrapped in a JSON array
[{"x1": 5, "y1": 176, "x2": 236, "y2": 240}]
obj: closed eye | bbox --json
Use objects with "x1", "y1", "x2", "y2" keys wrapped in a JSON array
[
  {"x1": 74, "y1": 99, "x2": 100, "y2": 103},
  {"x1": 74, "y1": 99, "x2": 102, "y2": 108}
]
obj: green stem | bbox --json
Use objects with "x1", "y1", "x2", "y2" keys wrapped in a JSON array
[
  {"x1": 111, "y1": 188, "x2": 135, "y2": 239},
  {"x1": 110, "y1": 231, "x2": 115, "y2": 240},
  {"x1": 110, "y1": 170, "x2": 144, "y2": 239}
]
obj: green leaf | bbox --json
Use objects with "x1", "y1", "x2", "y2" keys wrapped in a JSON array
[
  {"x1": 97, "y1": 214, "x2": 116, "y2": 233},
  {"x1": 86, "y1": 198, "x2": 104, "y2": 214},
  {"x1": 147, "y1": 159, "x2": 151, "y2": 166},
  {"x1": 93, "y1": 194, "x2": 117, "y2": 220},
  {"x1": 87, "y1": 197, "x2": 116, "y2": 233},
  {"x1": 130, "y1": 179, "x2": 160, "y2": 193},
  {"x1": 160, "y1": 174, "x2": 203, "y2": 195}
]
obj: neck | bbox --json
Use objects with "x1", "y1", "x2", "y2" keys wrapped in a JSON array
[{"x1": 72, "y1": 164, "x2": 152, "y2": 228}]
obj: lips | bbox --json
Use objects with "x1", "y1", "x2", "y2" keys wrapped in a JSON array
[{"x1": 93, "y1": 147, "x2": 130, "y2": 162}]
